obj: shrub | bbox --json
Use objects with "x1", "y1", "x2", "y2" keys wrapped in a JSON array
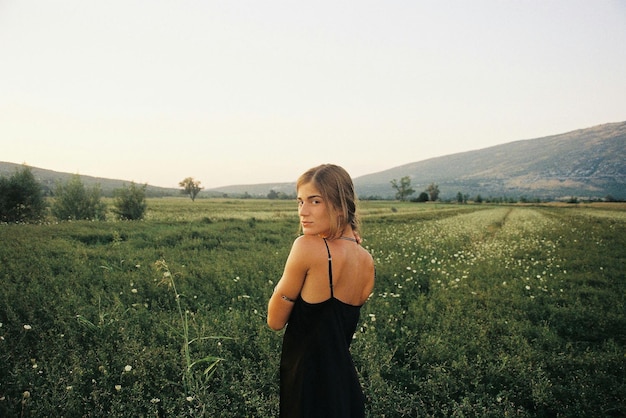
[
  {"x1": 412, "y1": 192, "x2": 429, "y2": 202},
  {"x1": 113, "y1": 182, "x2": 148, "y2": 220},
  {"x1": 51, "y1": 174, "x2": 107, "y2": 220},
  {"x1": 0, "y1": 165, "x2": 47, "y2": 222}
]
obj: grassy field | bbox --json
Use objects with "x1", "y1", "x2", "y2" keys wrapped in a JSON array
[{"x1": 1, "y1": 199, "x2": 625, "y2": 417}]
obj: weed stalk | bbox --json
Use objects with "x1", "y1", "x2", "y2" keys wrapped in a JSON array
[{"x1": 154, "y1": 259, "x2": 227, "y2": 397}]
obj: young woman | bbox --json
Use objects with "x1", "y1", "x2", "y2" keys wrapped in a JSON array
[{"x1": 267, "y1": 164, "x2": 375, "y2": 418}]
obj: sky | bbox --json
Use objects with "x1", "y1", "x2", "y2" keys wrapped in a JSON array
[{"x1": 1, "y1": 1, "x2": 625, "y2": 189}]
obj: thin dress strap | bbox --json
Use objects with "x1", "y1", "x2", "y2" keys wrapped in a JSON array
[{"x1": 322, "y1": 238, "x2": 333, "y2": 298}]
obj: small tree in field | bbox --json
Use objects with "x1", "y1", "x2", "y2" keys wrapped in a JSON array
[
  {"x1": 0, "y1": 165, "x2": 47, "y2": 222},
  {"x1": 414, "y1": 192, "x2": 429, "y2": 202},
  {"x1": 179, "y1": 177, "x2": 203, "y2": 202},
  {"x1": 426, "y1": 183, "x2": 440, "y2": 202},
  {"x1": 52, "y1": 174, "x2": 107, "y2": 220},
  {"x1": 113, "y1": 182, "x2": 147, "y2": 220},
  {"x1": 390, "y1": 176, "x2": 415, "y2": 201}
]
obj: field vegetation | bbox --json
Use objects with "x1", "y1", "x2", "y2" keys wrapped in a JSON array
[{"x1": 1, "y1": 198, "x2": 625, "y2": 417}]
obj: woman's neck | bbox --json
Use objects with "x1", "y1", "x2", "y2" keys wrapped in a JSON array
[{"x1": 319, "y1": 227, "x2": 354, "y2": 241}]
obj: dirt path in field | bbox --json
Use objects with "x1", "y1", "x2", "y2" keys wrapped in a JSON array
[{"x1": 484, "y1": 207, "x2": 513, "y2": 238}]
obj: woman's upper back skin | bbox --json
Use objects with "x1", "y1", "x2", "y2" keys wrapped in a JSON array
[{"x1": 298, "y1": 235, "x2": 375, "y2": 306}]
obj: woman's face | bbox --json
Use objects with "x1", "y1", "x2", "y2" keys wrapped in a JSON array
[{"x1": 297, "y1": 182, "x2": 332, "y2": 237}]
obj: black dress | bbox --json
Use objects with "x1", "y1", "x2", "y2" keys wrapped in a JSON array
[{"x1": 279, "y1": 239, "x2": 365, "y2": 418}]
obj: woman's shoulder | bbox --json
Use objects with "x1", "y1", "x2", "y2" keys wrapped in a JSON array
[
  {"x1": 291, "y1": 234, "x2": 325, "y2": 253},
  {"x1": 354, "y1": 242, "x2": 374, "y2": 260}
]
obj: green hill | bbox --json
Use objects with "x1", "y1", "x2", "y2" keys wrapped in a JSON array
[
  {"x1": 0, "y1": 164, "x2": 180, "y2": 197},
  {"x1": 354, "y1": 121, "x2": 625, "y2": 199}
]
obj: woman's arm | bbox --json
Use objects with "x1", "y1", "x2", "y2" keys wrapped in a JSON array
[{"x1": 267, "y1": 237, "x2": 310, "y2": 330}]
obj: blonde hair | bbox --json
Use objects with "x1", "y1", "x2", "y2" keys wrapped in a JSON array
[{"x1": 297, "y1": 164, "x2": 359, "y2": 239}]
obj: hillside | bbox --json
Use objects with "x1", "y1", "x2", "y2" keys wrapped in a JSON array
[
  {"x1": 354, "y1": 121, "x2": 625, "y2": 199},
  {"x1": 208, "y1": 122, "x2": 626, "y2": 200},
  {"x1": 0, "y1": 163, "x2": 180, "y2": 197},
  {"x1": 2, "y1": 121, "x2": 625, "y2": 200}
]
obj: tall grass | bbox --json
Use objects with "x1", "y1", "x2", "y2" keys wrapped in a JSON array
[
  {"x1": 1, "y1": 200, "x2": 624, "y2": 416},
  {"x1": 154, "y1": 259, "x2": 230, "y2": 402}
]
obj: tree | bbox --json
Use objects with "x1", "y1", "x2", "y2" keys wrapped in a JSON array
[
  {"x1": 426, "y1": 183, "x2": 440, "y2": 202},
  {"x1": 0, "y1": 165, "x2": 47, "y2": 222},
  {"x1": 52, "y1": 174, "x2": 107, "y2": 220},
  {"x1": 113, "y1": 182, "x2": 147, "y2": 220},
  {"x1": 390, "y1": 176, "x2": 415, "y2": 201},
  {"x1": 413, "y1": 192, "x2": 429, "y2": 202},
  {"x1": 179, "y1": 177, "x2": 203, "y2": 202}
]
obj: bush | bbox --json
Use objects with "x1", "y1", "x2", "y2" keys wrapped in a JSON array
[
  {"x1": 51, "y1": 174, "x2": 107, "y2": 221},
  {"x1": 411, "y1": 192, "x2": 429, "y2": 202},
  {"x1": 113, "y1": 182, "x2": 148, "y2": 220},
  {"x1": 0, "y1": 165, "x2": 47, "y2": 222}
]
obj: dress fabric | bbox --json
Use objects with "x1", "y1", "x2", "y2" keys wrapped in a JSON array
[{"x1": 279, "y1": 239, "x2": 365, "y2": 418}]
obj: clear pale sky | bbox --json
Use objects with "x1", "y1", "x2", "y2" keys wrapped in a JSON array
[{"x1": 1, "y1": 1, "x2": 625, "y2": 189}]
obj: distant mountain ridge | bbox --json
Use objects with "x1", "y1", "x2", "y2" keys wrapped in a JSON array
[
  {"x1": 209, "y1": 121, "x2": 626, "y2": 200},
  {"x1": 0, "y1": 164, "x2": 180, "y2": 197},
  {"x1": 2, "y1": 121, "x2": 625, "y2": 200},
  {"x1": 354, "y1": 121, "x2": 626, "y2": 199}
]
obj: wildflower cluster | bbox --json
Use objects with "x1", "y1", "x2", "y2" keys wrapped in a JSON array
[{"x1": 367, "y1": 207, "x2": 571, "y2": 300}]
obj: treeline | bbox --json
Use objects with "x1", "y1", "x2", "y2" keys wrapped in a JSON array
[
  {"x1": 381, "y1": 175, "x2": 622, "y2": 203},
  {"x1": 7, "y1": 166, "x2": 617, "y2": 222},
  {"x1": 0, "y1": 166, "x2": 147, "y2": 223}
]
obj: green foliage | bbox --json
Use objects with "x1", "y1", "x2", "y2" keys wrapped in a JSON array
[
  {"x1": 154, "y1": 258, "x2": 231, "y2": 397},
  {"x1": 267, "y1": 189, "x2": 293, "y2": 200},
  {"x1": 113, "y1": 182, "x2": 148, "y2": 220},
  {"x1": 1, "y1": 200, "x2": 625, "y2": 416},
  {"x1": 426, "y1": 182, "x2": 440, "y2": 201},
  {"x1": 179, "y1": 177, "x2": 203, "y2": 202},
  {"x1": 360, "y1": 206, "x2": 626, "y2": 416},
  {"x1": 51, "y1": 174, "x2": 107, "y2": 221},
  {"x1": 390, "y1": 176, "x2": 415, "y2": 201},
  {"x1": 0, "y1": 165, "x2": 47, "y2": 222},
  {"x1": 413, "y1": 191, "x2": 429, "y2": 202}
]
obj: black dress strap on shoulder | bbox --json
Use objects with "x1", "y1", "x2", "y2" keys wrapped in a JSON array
[{"x1": 322, "y1": 238, "x2": 334, "y2": 298}]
